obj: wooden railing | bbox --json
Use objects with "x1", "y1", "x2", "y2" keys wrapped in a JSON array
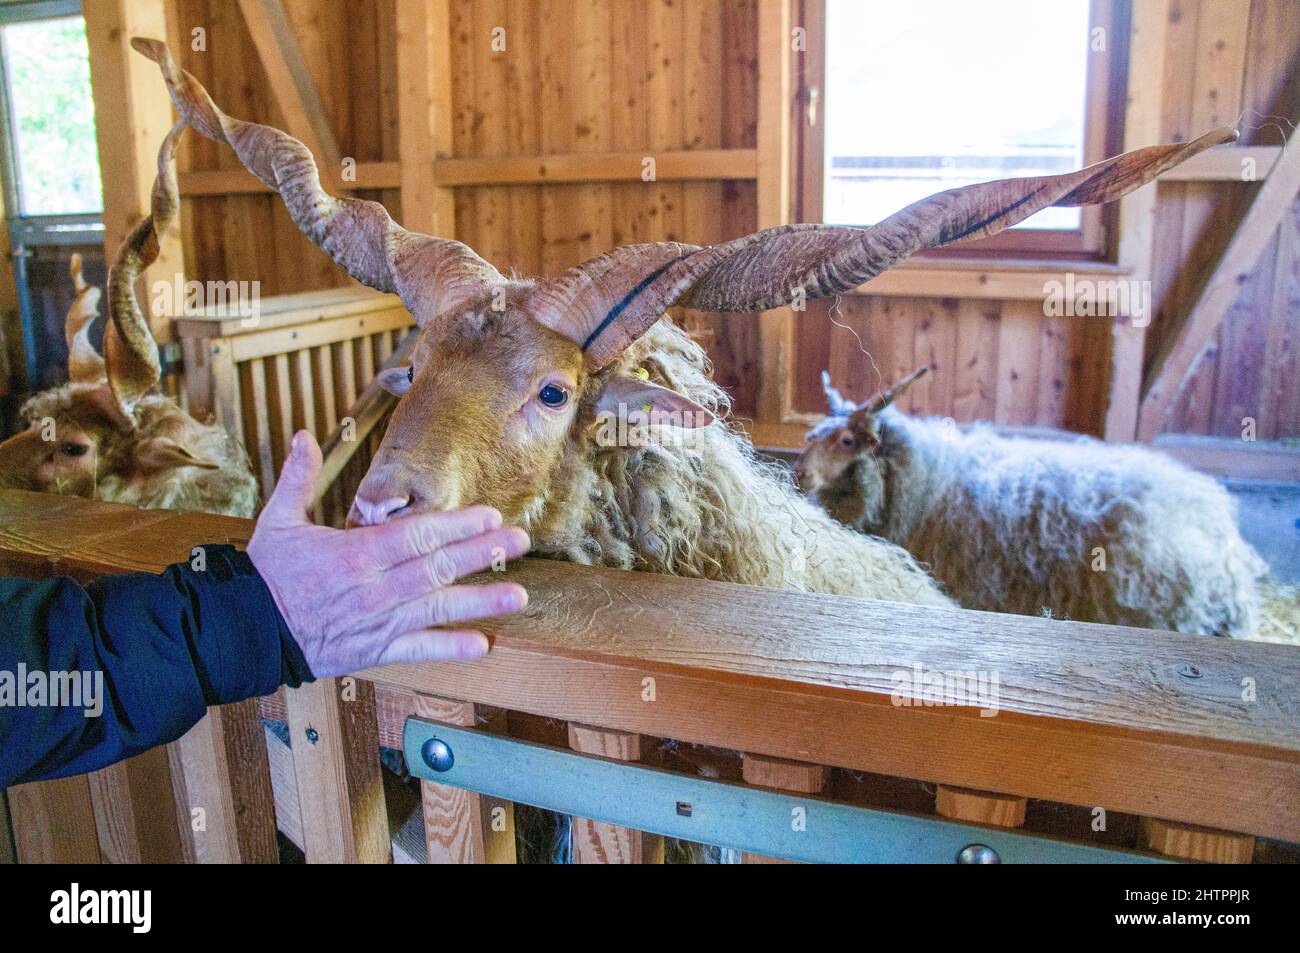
[
  {"x1": 175, "y1": 286, "x2": 413, "y2": 526},
  {"x1": 1, "y1": 488, "x2": 1297, "y2": 864}
]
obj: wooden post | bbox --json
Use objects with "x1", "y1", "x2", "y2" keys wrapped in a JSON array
[
  {"x1": 740, "y1": 753, "x2": 828, "y2": 863},
  {"x1": 87, "y1": 748, "x2": 190, "y2": 863},
  {"x1": 568, "y1": 725, "x2": 664, "y2": 864},
  {"x1": 84, "y1": 0, "x2": 185, "y2": 345},
  {"x1": 284, "y1": 677, "x2": 390, "y2": 863},
  {"x1": 755, "y1": 0, "x2": 795, "y2": 426},
  {"x1": 396, "y1": 0, "x2": 455, "y2": 236},
  {"x1": 1102, "y1": 0, "x2": 1168, "y2": 441},
  {"x1": 414, "y1": 694, "x2": 516, "y2": 864},
  {"x1": 1141, "y1": 818, "x2": 1255, "y2": 864}
]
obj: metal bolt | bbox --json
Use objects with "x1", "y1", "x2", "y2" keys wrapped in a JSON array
[
  {"x1": 676, "y1": 801, "x2": 693, "y2": 817},
  {"x1": 421, "y1": 736, "x2": 454, "y2": 773},
  {"x1": 956, "y1": 844, "x2": 1000, "y2": 864},
  {"x1": 1178, "y1": 664, "x2": 1203, "y2": 679},
  {"x1": 305, "y1": 727, "x2": 319, "y2": 745}
]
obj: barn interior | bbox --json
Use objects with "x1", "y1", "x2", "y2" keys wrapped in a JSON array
[{"x1": 0, "y1": 0, "x2": 1296, "y2": 868}]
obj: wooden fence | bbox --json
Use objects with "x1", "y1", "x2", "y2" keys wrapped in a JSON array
[{"x1": 1, "y1": 488, "x2": 1296, "y2": 863}]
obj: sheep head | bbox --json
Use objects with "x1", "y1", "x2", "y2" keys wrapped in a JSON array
[
  {"x1": 134, "y1": 37, "x2": 1233, "y2": 526},
  {"x1": 0, "y1": 121, "x2": 256, "y2": 516},
  {"x1": 794, "y1": 365, "x2": 931, "y2": 508}
]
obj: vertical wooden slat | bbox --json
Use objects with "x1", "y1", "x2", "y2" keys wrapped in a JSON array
[
  {"x1": 294, "y1": 348, "x2": 318, "y2": 437},
  {"x1": 397, "y1": 0, "x2": 456, "y2": 235},
  {"x1": 414, "y1": 695, "x2": 517, "y2": 864},
  {"x1": 0, "y1": 789, "x2": 14, "y2": 864},
  {"x1": 247, "y1": 357, "x2": 276, "y2": 499},
  {"x1": 284, "y1": 678, "x2": 389, "y2": 864},
  {"x1": 88, "y1": 748, "x2": 189, "y2": 863},
  {"x1": 740, "y1": 753, "x2": 827, "y2": 863},
  {"x1": 568, "y1": 725, "x2": 664, "y2": 864},
  {"x1": 7, "y1": 776, "x2": 102, "y2": 863},
  {"x1": 1103, "y1": 0, "x2": 1169, "y2": 440},
  {"x1": 1141, "y1": 817, "x2": 1255, "y2": 863},
  {"x1": 935, "y1": 785, "x2": 1029, "y2": 829}
]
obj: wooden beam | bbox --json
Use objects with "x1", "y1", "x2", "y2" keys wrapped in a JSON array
[
  {"x1": 1137, "y1": 140, "x2": 1300, "y2": 441},
  {"x1": 432, "y1": 149, "x2": 758, "y2": 186},
  {"x1": 1141, "y1": 817, "x2": 1255, "y2": 863},
  {"x1": 936, "y1": 785, "x2": 1028, "y2": 828},
  {"x1": 756, "y1": 0, "x2": 795, "y2": 424},
  {"x1": 396, "y1": 0, "x2": 454, "y2": 235},
  {"x1": 1102, "y1": 0, "x2": 1169, "y2": 441},
  {"x1": 1158, "y1": 145, "x2": 1284, "y2": 182},
  {"x1": 179, "y1": 163, "x2": 399, "y2": 196},
  {"x1": 83, "y1": 0, "x2": 185, "y2": 344},
  {"x1": 7, "y1": 776, "x2": 101, "y2": 863},
  {"x1": 237, "y1": 0, "x2": 342, "y2": 175}
]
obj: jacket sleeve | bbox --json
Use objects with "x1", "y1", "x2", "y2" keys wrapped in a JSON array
[{"x1": 0, "y1": 544, "x2": 313, "y2": 788}]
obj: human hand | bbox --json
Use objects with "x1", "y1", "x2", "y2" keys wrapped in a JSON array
[{"x1": 247, "y1": 431, "x2": 529, "y2": 677}]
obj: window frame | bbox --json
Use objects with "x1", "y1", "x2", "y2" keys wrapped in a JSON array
[{"x1": 795, "y1": 0, "x2": 1130, "y2": 264}]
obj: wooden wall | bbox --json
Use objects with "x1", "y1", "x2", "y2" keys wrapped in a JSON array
[{"x1": 167, "y1": 0, "x2": 1298, "y2": 440}]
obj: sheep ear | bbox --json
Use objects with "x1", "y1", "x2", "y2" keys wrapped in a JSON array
[
  {"x1": 595, "y1": 374, "x2": 715, "y2": 428},
  {"x1": 82, "y1": 384, "x2": 135, "y2": 431},
  {"x1": 377, "y1": 367, "x2": 412, "y2": 396},
  {"x1": 821, "y1": 370, "x2": 853, "y2": 416},
  {"x1": 134, "y1": 437, "x2": 219, "y2": 472}
]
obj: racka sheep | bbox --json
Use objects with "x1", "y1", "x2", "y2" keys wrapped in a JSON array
[
  {"x1": 0, "y1": 123, "x2": 257, "y2": 517},
  {"x1": 796, "y1": 367, "x2": 1268, "y2": 637}
]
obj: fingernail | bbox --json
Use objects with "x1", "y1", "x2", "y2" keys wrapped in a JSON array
[
  {"x1": 508, "y1": 584, "x2": 528, "y2": 610},
  {"x1": 484, "y1": 508, "x2": 503, "y2": 530},
  {"x1": 461, "y1": 633, "x2": 489, "y2": 659},
  {"x1": 290, "y1": 432, "x2": 302, "y2": 456}
]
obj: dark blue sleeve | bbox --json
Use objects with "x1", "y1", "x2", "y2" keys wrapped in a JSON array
[{"x1": 0, "y1": 544, "x2": 313, "y2": 787}]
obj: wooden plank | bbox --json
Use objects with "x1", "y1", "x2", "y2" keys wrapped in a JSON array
[
  {"x1": 88, "y1": 747, "x2": 189, "y2": 863},
  {"x1": 0, "y1": 790, "x2": 13, "y2": 864},
  {"x1": 1103, "y1": 0, "x2": 1169, "y2": 440},
  {"x1": 756, "y1": 0, "x2": 794, "y2": 424},
  {"x1": 740, "y1": 753, "x2": 828, "y2": 863},
  {"x1": 414, "y1": 694, "x2": 516, "y2": 864},
  {"x1": 1138, "y1": 140, "x2": 1300, "y2": 440},
  {"x1": 236, "y1": 0, "x2": 343, "y2": 175},
  {"x1": 283, "y1": 678, "x2": 390, "y2": 863},
  {"x1": 7, "y1": 776, "x2": 101, "y2": 863},
  {"x1": 1141, "y1": 817, "x2": 1255, "y2": 864},
  {"x1": 935, "y1": 785, "x2": 1028, "y2": 829},
  {"x1": 1159, "y1": 145, "x2": 1284, "y2": 181},
  {"x1": 396, "y1": 0, "x2": 455, "y2": 235},
  {"x1": 430, "y1": 148, "x2": 758, "y2": 186},
  {"x1": 229, "y1": 308, "x2": 413, "y2": 363},
  {"x1": 568, "y1": 725, "x2": 664, "y2": 864},
  {"x1": 179, "y1": 162, "x2": 399, "y2": 196},
  {"x1": 174, "y1": 287, "x2": 403, "y2": 339},
  {"x1": 83, "y1": 0, "x2": 185, "y2": 344}
]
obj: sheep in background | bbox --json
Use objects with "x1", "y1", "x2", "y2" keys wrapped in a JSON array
[
  {"x1": 0, "y1": 123, "x2": 257, "y2": 518},
  {"x1": 796, "y1": 367, "x2": 1268, "y2": 637}
]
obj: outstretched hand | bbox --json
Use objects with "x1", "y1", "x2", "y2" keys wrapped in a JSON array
[{"x1": 247, "y1": 431, "x2": 529, "y2": 677}]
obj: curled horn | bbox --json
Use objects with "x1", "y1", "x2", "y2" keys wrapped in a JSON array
[
  {"x1": 102, "y1": 120, "x2": 186, "y2": 413},
  {"x1": 528, "y1": 127, "x2": 1237, "y2": 369},
  {"x1": 131, "y1": 38, "x2": 503, "y2": 324},
  {"x1": 65, "y1": 254, "x2": 105, "y2": 383}
]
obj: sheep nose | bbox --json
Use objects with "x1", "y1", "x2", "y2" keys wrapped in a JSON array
[{"x1": 350, "y1": 494, "x2": 410, "y2": 526}]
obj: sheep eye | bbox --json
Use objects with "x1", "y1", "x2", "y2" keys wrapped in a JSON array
[
  {"x1": 60, "y1": 443, "x2": 88, "y2": 458},
  {"x1": 406, "y1": 366, "x2": 414, "y2": 384},
  {"x1": 838, "y1": 434, "x2": 857, "y2": 450},
  {"x1": 538, "y1": 383, "x2": 568, "y2": 408}
]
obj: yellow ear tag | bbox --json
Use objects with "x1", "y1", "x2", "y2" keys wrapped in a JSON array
[
  {"x1": 641, "y1": 402, "x2": 653, "y2": 414},
  {"x1": 632, "y1": 367, "x2": 650, "y2": 381}
]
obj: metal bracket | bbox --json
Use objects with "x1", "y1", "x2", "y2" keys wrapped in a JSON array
[{"x1": 403, "y1": 718, "x2": 1171, "y2": 864}]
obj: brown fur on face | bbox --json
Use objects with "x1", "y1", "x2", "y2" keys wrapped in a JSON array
[{"x1": 0, "y1": 382, "x2": 258, "y2": 518}]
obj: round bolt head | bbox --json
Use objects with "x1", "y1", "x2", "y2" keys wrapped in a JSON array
[
  {"x1": 956, "y1": 843, "x2": 1000, "y2": 864},
  {"x1": 421, "y1": 736, "x2": 454, "y2": 773},
  {"x1": 304, "y1": 727, "x2": 319, "y2": 745}
]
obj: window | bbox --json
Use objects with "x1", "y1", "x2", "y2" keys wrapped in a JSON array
[
  {"x1": 798, "y1": 0, "x2": 1125, "y2": 260},
  {"x1": 1, "y1": 14, "x2": 101, "y2": 215}
]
